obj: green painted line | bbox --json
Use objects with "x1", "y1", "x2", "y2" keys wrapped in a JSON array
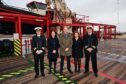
[
  {"x1": 44, "y1": 66, "x2": 49, "y2": 68},
  {"x1": 18, "y1": 70, "x2": 28, "y2": 73},
  {"x1": 51, "y1": 70, "x2": 54, "y2": 73},
  {"x1": 10, "y1": 72, "x2": 21, "y2": 75},
  {"x1": 0, "y1": 66, "x2": 34, "y2": 81},
  {"x1": 44, "y1": 64, "x2": 47, "y2": 66},
  {"x1": 29, "y1": 68, "x2": 34, "y2": 70},
  {"x1": 65, "y1": 80, "x2": 72, "y2": 83},
  {"x1": 2, "y1": 75, "x2": 13, "y2": 78},
  {"x1": 0, "y1": 78, "x2": 4, "y2": 80},
  {"x1": 25, "y1": 68, "x2": 30, "y2": 71},
  {"x1": 0, "y1": 57, "x2": 35, "y2": 81},
  {"x1": 25, "y1": 68, "x2": 34, "y2": 71},
  {"x1": 55, "y1": 73, "x2": 60, "y2": 76},
  {"x1": 59, "y1": 75, "x2": 64, "y2": 78},
  {"x1": 26, "y1": 57, "x2": 77, "y2": 84},
  {"x1": 62, "y1": 78, "x2": 68, "y2": 81}
]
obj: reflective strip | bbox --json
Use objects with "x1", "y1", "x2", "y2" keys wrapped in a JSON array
[
  {"x1": 14, "y1": 50, "x2": 21, "y2": 56},
  {"x1": 14, "y1": 43, "x2": 21, "y2": 49},
  {"x1": 14, "y1": 41, "x2": 20, "y2": 46},
  {"x1": 14, "y1": 40, "x2": 21, "y2": 45},
  {"x1": 14, "y1": 48, "x2": 20, "y2": 53},
  {"x1": 14, "y1": 52, "x2": 19, "y2": 56},
  {"x1": 14, "y1": 46, "x2": 21, "y2": 52}
]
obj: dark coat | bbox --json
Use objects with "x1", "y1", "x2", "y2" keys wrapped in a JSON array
[
  {"x1": 83, "y1": 34, "x2": 98, "y2": 53},
  {"x1": 72, "y1": 38, "x2": 83, "y2": 58},
  {"x1": 31, "y1": 35, "x2": 46, "y2": 55},
  {"x1": 47, "y1": 36, "x2": 60, "y2": 60}
]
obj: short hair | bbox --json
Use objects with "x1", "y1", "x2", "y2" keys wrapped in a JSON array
[{"x1": 87, "y1": 27, "x2": 92, "y2": 30}]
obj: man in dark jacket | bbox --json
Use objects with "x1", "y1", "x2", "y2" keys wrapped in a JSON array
[
  {"x1": 83, "y1": 27, "x2": 98, "y2": 77},
  {"x1": 31, "y1": 27, "x2": 46, "y2": 78}
]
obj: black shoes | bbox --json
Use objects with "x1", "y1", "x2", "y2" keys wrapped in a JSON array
[
  {"x1": 94, "y1": 73, "x2": 98, "y2": 77},
  {"x1": 35, "y1": 73, "x2": 45, "y2": 78},
  {"x1": 84, "y1": 71, "x2": 90, "y2": 75},
  {"x1": 84, "y1": 71, "x2": 89, "y2": 74},
  {"x1": 75, "y1": 69, "x2": 77, "y2": 72},
  {"x1": 75, "y1": 69, "x2": 80, "y2": 72},
  {"x1": 68, "y1": 69, "x2": 73, "y2": 74},
  {"x1": 77, "y1": 69, "x2": 80, "y2": 73},
  {"x1": 34, "y1": 75, "x2": 38, "y2": 78},
  {"x1": 42, "y1": 73, "x2": 45, "y2": 77},
  {"x1": 84, "y1": 71, "x2": 98, "y2": 77}
]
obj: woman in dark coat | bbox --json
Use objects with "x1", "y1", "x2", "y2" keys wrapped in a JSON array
[
  {"x1": 72, "y1": 32, "x2": 83, "y2": 72},
  {"x1": 47, "y1": 31, "x2": 60, "y2": 74}
]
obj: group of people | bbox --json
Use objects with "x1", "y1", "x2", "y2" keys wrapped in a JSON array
[{"x1": 31, "y1": 26, "x2": 98, "y2": 78}]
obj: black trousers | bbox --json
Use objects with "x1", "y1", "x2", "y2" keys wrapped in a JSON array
[
  {"x1": 49, "y1": 59, "x2": 57, "y2": 71},
  {"x1": 74, "y1": 58, "x2": 81, "y2": 71},
  {"x1": 85, "y1": 52, "x2": 98, "y2": 74},
  {"x1": 33, "y1": 54, "x2": 44, "y2": 75},
  {"x1": 60, "y1": 56, "x2": 71, "y2": 72}
]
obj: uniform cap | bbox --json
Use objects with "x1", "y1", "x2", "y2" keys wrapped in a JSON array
[{"x1": 34, "y1": 27, "x2": 42, "y2": 30}]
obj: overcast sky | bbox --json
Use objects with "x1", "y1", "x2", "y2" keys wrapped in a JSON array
[{"x1": 3, "y1": 0, "x2": 126, "y2": 32}]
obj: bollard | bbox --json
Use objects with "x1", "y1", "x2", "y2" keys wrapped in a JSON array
[
  {"x1": 14, "y1": 39, "x2": 21, "y2": 56},
  {"x1": 27, "y1": 40, "x2": 30, "y2": 54},
  {"x1": 25, "y1": 40, "x2": 27, "y2": 55}
]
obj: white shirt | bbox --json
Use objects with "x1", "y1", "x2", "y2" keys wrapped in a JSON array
[{"x1": 88, "y1": 33, "x2": 92, "y2": 36}]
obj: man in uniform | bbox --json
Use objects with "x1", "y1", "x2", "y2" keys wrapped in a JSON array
[
  {"x1": 59, "y1": 26, "x2": 73, "y2": 75},
  {"x1": 83, "y1": 27, "x2": 98, "y2": 77},
  {"x1": 31, "y1": 27, "x2": 46, "y2": 78}
]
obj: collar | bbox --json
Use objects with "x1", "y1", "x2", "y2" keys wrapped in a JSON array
[
  {"x1": 88, "y1": 33, "x2": 92, "y2": 36},
  {"x1": 37, "y1": 35, "x2": 41, "y2": 37}
]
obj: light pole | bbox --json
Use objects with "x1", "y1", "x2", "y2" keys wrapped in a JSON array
[{"x1": 117, "y1": 0, "x2": 120, "y2": 32}]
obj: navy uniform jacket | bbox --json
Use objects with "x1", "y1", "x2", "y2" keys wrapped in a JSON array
[
  {"x1": 83, "y1": 34, "x2": 98, "y2": 53},
  {"x1": 47, "y1": 37, "x2": 60, "y2": 59},
  {"x1": 31, "y1": 35, "x2": 46, "y2": 55},
  {"x1": 72, "y1": 38, "x2": 83, "y2": 58}
]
